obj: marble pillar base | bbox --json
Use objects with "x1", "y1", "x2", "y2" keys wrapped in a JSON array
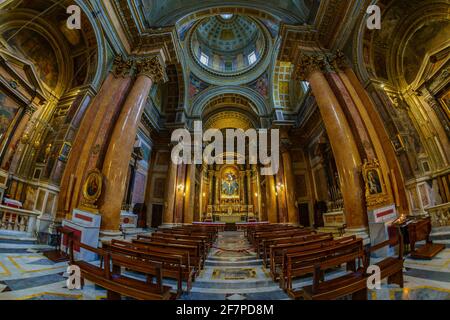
[
  {"x1": 98, "y1": 230, "x2": 123, "y2": 245},
  {"x1": 344, "y1": 227, "x2": 370, "y2": 245}
]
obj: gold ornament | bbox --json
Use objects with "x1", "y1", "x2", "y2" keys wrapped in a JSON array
[
  {"x1": 136, "y1": 56, "x2": 167, "y2": 83},
  {"x1": 81, "y1": 169, "x2": 103, "y2": 212}
]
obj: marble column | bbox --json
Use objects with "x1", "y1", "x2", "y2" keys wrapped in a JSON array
[
  {"x1": 100, "y1": 56, "x2": 166, "y2": 233},
  {"x1": 164, "y1": 161, "x2": 177, "y2": 224},
  {"x1": 246, "y1": 170, "x2": 252, "y2": 205},
  {"x1": 174, "y1": 163, "x2": 186, "y2": 223},
  {"x1": 1, "y1": 105, "x2": 36, "y2": 170},
  {"x1": 266, "y1": 174, "x2": 278, "y2": 223},
  {"x1": 214, "y1": 171, "x2": 220, "y2": 205},
  {"x1": 295, "y1": 54, "x2": 367, "y2": 231},
  {"x1": 56, "y1": 55, "x2": 134, "y2": 220},
  {"x1": 239, "y1": 171, "x2": 244, "y2": 202},
  {"x1": 208, "y1": 170, "x2": 214, "y2": 205},
  {"x1": 255, "y1": 169, "x2": 263, "y2": 220},
  {"x1": 334, "y1": 51, "x2": 410, "y2": 216},
  {"x1": 329, "y1": 52, "x2": 395, "y2": 207},
  {"x1": 184, "y1": 163, "x2": 196, "y2": 223},
  {"x1": 281, "y1": 144, "x2": 299, "y2": 225}
]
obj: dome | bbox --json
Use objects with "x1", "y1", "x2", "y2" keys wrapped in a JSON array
[{"x1": 190, "y1": 15, "x2": 266, "y2": 75}]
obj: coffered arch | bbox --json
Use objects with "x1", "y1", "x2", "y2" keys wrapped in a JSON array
[
  {"x1": 142, "y1": 1, "x2": 313, "y2": 27},
  {"x1": 190, "y1": 86, "x2": 271, "y2": 119},
  {"x1": 354, "y1": 0, "x2": 449, "y2": 90}
]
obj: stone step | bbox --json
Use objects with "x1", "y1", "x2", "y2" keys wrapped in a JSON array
[
  {"x1": 192, "y1": 278, "x2": 276, "y2": 290},
  {"x1": 0, "y1": 234, "x2": 38, "y2": 244},
  {"x1": 430, "y1": 226, "x2": 450, "y2": 241},
  {"x1": 205, "y1": 259, "x2": 262, "y2": 267}
]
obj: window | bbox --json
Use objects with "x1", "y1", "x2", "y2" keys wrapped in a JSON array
[
  {"x1": 220, "y1": 14, "x2": 233, "y2": 20},
  {"x1": 200, "y1": 52, "x2": 209, "y2": 66},
  {"x1": 248, "y1": 51, "x2": 257, "y2": 64}
]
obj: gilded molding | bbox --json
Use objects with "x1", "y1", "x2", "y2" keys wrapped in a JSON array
[
  {"x1": 329, "y1": 50, "x2": 350, "y2": 71},
  {"x1": 24, "y1": 105, "x2": 37, "y2": 116},
  {"x1": 294, "y1": 54, "x2": 326, "y2": 81},
  {"x1": 111, "y1": 55, "x2": 133, "y2": 78},
  {"x1": 136, "y1": 56, "x2": 167, "y2": 83}
]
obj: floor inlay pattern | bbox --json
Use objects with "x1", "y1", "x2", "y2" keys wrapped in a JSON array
[{"x1": 0, "y1": 232, "x2": 449, "y2": 300}]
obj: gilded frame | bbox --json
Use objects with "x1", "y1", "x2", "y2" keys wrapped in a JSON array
[{"x1": 362, "y1": 159, "x2": 389, "y2": 208}]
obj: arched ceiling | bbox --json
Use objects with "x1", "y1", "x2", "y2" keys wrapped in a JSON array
[
  {"x1": 196, "y1": 15, "x2": 259, "y2": 53},
  {"x1": 200, "y1": 93, "x2": 263, "y2": 129},
  {"x1": 189, "y1": 15, "x2": 266, "y2": 75},
  {"x1": 203, "y1": 111, "x2": 255, "y2": 130},
  {"x1": 0, "y1": 0, "x2": 101, "y2": 95},
  {"x1": 357, "y1": 0, "x2": 450, "y2": 89},
  {"x1": 139, "y1": 0, "x2": 314, "y2": 27}
]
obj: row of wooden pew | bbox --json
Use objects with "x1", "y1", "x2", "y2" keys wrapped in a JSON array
[
  {"x1": 246, "y1": 224, "x2": 405, "y2": 300},
  {"x1": 68, "y1": 225, "x2": 220, "y2": 300}
]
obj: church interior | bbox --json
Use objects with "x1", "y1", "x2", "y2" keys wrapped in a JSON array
[{"x1": 0, "y1": 0, "x2": 449, "y2": 302}]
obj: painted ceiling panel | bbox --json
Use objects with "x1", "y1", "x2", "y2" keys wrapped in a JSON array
[{"x1": 139, "y1": 0, "x2": 313, "y2": 26}]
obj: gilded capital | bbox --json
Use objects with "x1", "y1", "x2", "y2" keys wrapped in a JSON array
[
  {"x1": 136, "y1": 56, "x2": 167, "y2": 83},
  {"x1": 294, "y1": 54, "x2": 326, "y2": 81},
  {"x1": 280, "y1": 138, "x2": 292, "y2": 154},
  {"x1": 111, "y1": 55, "x2": 133, "y2": 78},
  {"x1": 24, "y1": 105, "x2": 37, "y2": 116},
  {"x1": 329, "y1": 50, "x2": 350, "y2": 71}
]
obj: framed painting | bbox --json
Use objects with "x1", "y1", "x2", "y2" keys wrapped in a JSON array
[
  {"x1": 58, "y1": 141, "x2": 72, "y2": 162},
  {"x1": 439, "y1": 89, "x2": 450, "y2": 120},
  {"x1": 0, "y1": 89, "x2": 21, "y2": 142},
  {"x1": 391, "y1": 134, "x2": 405, "y2": 153},
  {"x1": 81, "y1": 169, "x2": 103, "y2": 210},
  {"x1": 362, "y1": 159, "x2": 390, "y2": 208}
]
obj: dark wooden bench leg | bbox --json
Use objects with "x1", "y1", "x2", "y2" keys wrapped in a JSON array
[
  {"x1": 346, "y1": 260, "x2": 356, "y2": 272},
  {"x1": 106, "y1": 290, "x2": 121, "y2": 300},
  {"x1": 388, "y1": 270, "x2": 404, "y2": 288},
  {"x1": 352, "y1": 288, "x2": 367, "y2": 300}
]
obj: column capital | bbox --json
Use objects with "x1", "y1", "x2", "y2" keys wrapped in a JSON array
[
  {"x1": 280, "y1": 138, "x2": 292, "y2": 154},
  {"x1": 111, "y1": 55, "x2": 134, "y2": 78},
  {"x1": 328, "y1": 50, "x2": 351, "y2": 71},
  {"x1": 136, "y1": 56, "x2": 168, "y2": 83},
  {"x1": 24, "y1": 104, "x2": 37, "y2": 116},
  {"x1": 294, "y1": 54, "x2": 327, "y2": 81}
]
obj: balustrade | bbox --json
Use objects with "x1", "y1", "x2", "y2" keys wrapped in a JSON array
[{"x1": 0, "y1": 205, "x2": 39, "y2": 237}]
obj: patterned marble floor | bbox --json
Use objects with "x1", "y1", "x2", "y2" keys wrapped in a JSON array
[{"x1": 0, "y1": 231, "x2": 449, "y2": 300}]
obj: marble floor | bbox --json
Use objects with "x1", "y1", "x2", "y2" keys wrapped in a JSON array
[{"x1": 0, "y1": 231, "x2": 449, "y2": 300}]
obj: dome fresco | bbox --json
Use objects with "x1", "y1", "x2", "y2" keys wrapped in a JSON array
[{"x1": 190, "y1": 15, "x2": 266, "y2": 75}]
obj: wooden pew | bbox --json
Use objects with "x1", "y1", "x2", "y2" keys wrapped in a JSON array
[
  {"x1": 133, "y1": 238, "x2": 202, "y2": 274},
  {"x1": 291, "y1": 238, "x2": 367, "y2": 300},
  {"x1": 262, "y1": 233, "x2": 333, "y2": 268},
  {"x1": 105, "y1": 239, "x2": 193, "y2": 296},
  {"x1": 254, "y1": 229, "x2": 315, "y2": 258},
  {"x1": 137, "y1": 234, "x2": 207, "y2": 268},
  {"x1": 366, "y1": 227, "x2": 404, "y2": 288},
  {"x1": 250, "y1": 227, "x2": 305, "y2": 247},
  {"x1": 271, "y1": 235, "x2": 340, "y2": 283},
  {"x1": 69, "y1": 240, "x2": 173, "y2": 300},
  {"x1": 159, "y1": 227, "x2": 217, "y2": 243},
  {"x1": 281, "y1": 236, "x2": 360, "y2": 292},
  {"x1": 248, "y1": 225, "x2": 298, "y2": 244}
]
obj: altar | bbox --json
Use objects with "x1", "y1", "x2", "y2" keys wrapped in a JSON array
[
  {"x1": 217, "y1": 214, "x2": 244, "y2": 223},
  {"x1": 203, "y1": 164, "x2": 258, "y2": 223}
]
